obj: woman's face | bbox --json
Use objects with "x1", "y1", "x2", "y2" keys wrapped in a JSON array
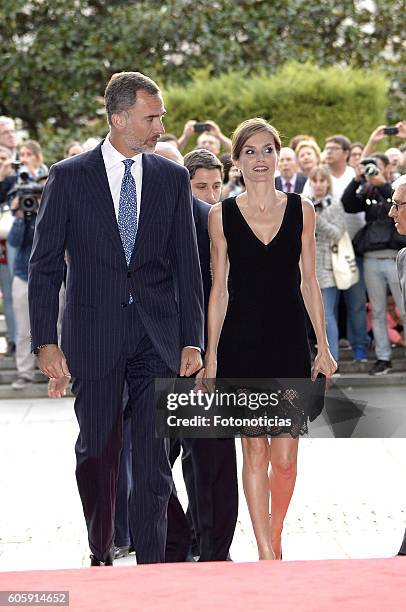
[
  {"x1": 20, "y1": 146, "x2": 40, "y2": 170},
  {"x1": 310, "y1": 175, "x2": 329, "y2": 200},
  {"x1": 297, "y1": 146, "x2": 318, "y2": 174},
  {"x1": 236, "y1": 131, "x2": 277, "y2": 183}
]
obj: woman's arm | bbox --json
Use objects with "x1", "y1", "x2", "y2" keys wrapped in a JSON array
[
  {"x1": 300, "y1": 197, "x2": 337, "y2": 378},
  {"x1": 204, "y1": 203, "x2": 229, "y2": 378}
]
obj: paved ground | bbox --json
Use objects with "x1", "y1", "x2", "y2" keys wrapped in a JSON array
[{"x1": 0, "y1": 397, "x2": 405, "y2": 572}]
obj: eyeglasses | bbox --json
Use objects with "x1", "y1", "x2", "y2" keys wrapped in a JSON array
[
  {"x1": 324, "y1": 146, "x2": 343, "y2": 153},
  {"x1": 391, "y1": 199, "x2": 406, "y2": 211}
]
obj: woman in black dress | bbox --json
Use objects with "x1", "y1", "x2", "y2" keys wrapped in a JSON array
[{"x1": 202, "y1": 118, "x2": 336, "y2": 560}]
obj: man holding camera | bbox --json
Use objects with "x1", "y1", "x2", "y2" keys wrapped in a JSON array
[
  {"x1": 178, "y1": 119, "x2": 231, "y2": 154},
  {"x1": 342, "y1": 154, "x2": 406, "y2": 375}
]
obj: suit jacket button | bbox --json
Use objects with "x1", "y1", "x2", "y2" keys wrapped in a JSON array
[{"x1": 121, "y1": 302, "x2": 127, "y2": 308}]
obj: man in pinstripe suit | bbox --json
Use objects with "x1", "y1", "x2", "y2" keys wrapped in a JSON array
[{"x1": 28, "y1": 72, "x2": 204, "y2": 565}]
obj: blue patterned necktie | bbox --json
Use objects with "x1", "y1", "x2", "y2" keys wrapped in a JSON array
[{"x1": 118, "y1": 158, "x2": 138, "y2": 302}]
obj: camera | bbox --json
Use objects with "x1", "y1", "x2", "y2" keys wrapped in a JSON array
[
  {"x1": 194, "y1": 122, "x2": 211, "y2": 133},
  {"x1": 383, "y1": 126, "x2": 399, "y2": 136},
  {"x1": 359, "y1": 157, "x2": 379, "y2": 178},
  {"x1": 8, "y1": 162, "x2": 43, "y2": 215}
]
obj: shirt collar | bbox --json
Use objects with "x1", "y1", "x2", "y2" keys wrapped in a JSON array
[
  {"x1": 283, "y1": 173, "x2": 296, "y2": 185},
  {"x1": 101, "y1": 134, "x2": 143, "y2": 170}
]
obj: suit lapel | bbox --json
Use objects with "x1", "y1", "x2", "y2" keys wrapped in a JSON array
[{"x1": 84, "y1": 143, "x2": 126, "y2": 266}]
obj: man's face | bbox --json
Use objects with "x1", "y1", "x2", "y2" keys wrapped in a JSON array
[
  {"x1": 0, "y1": 120, "x2": 17, "y2": 151},
  {"x1": 389, "y1": 185, "x2": 406, "y2": 235},
  {"x1": 349, "y1": 146, "x2": 363, "y2": 169},
  {"x1": 278, "y1": 149, "x2": 297, "y2": 179},
  {"x1": 197, "y1": 133, "x2": 220, "y2": 155},
  {"x1": 387, "y1": 150, "x2": 401, "y2": 169},
  {"x1": 191, "y1": 168, "x2": 222, "y2": 205},
  {"x1": 324, "y1": 141, "x2": 348, "y2": 167},
  {"x1": 115, "y1": 91, "x2": 166, "y2": 154}
]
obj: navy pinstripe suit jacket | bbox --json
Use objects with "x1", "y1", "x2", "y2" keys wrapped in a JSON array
[{"x1": 28, "y1": 143, "x2": 204, "y2": 379}]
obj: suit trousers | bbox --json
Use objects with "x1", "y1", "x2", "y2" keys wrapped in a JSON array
[
  {"x1": 71, "y1": 303, "x2": 175, "y2": 564},
  {"x1": 189, "y1": 438, "x2": 238, "y2": 561},
  {"x1": 165, "y1": 437, "x2": 238, "y2": 562},
  {"x1": 399, "y1": 528, "x2": 406, "y2": 555}
]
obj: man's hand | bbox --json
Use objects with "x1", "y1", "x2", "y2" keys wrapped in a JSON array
[
  {"x1": 205, "y1": 120, "x2": 222, "y2": 138},
  {"x1": 182, "y1": 120, "x2": 196, "y2": 138},
  {"x1": 179, "y1": 347, "x2": 203, "y2": 377},
  {"x1": 368, "y1": 125, "x2": 386, "y2": 145},
  {"x1": 396, "y1": 120, "x2": 406, "y2": 140},
  {"x1": 366, "y1": 172, "x2": 386, "y2": 187},
  {"x1": 178, "y1": 120, "x2": 197, "y2": 151},
  {"x1": 11, "y1": 196, "x2": 23, "y2": 218},
  {"x1": 48, "y1": 376, "x2": 70, "y2": 399},
  {"x1": 204, "y1": 120, "x2": 232, "y2": 151},
  {"x1": 38, "y1": 344, "x2": 71, "y2": 379}
]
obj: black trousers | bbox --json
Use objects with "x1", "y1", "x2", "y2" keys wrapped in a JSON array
[
  {"x1": 72, "y1": 305, "x2": 175, "y2": 564},
  {"x1": 166, "y1": 437, "x2": 238, "y2": 562},
  {"x1": 399, "y1": 528, "x2": 406, "y2": 555}
]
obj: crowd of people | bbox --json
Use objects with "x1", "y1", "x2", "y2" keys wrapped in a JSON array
[
  {"x1": 1, "y1": 114, "x2": 406, "y2": 388},
  {"x1": 1, "y1": 71, "x2": 406, "y2": 566}
]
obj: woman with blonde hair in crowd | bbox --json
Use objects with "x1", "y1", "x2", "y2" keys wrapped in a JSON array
[
  {"x1": 295, "y1": 140, "x2": 321, "y2": 177},
  {"x1": 201, "y1": 118, "x2": 336, "y2": 561},
  {"x1": 308, "y1": 165, "x2": 346, "y2": 366},
  {"x1": 19, "y1": 140, "x2": 48, "y2": 179}
]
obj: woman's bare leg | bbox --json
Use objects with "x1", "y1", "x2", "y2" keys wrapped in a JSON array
[
  {"x1": 269, "y1": 437, "x2": 299, "y2": 559},
  {"x1": 241, "y1": 437, "x2": 274, "y2": 560}
]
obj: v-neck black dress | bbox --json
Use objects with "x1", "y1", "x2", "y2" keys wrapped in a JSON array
[{"x1": 216, "y1": 194, "x2": 312, "y2": 436}]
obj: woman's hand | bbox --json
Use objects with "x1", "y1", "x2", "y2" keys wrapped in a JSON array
[
  {"x1": 194, "y1": 356, "x2": 217, "y2": 393},
  {"x1": 311, "y1": 347, "x2": 337, "y2": 380}
]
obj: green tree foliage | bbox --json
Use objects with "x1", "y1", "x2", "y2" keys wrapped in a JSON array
[
  {"x1": 163, "y1": 63, "x2": 389, "y2": 149},
  {"x1": 0, "y1": 0, "x2": 403, "y2": 143}
]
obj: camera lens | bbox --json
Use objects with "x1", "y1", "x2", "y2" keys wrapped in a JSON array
[{"x1": 21, "y1": 197, "x2": 35, "y2": 211}]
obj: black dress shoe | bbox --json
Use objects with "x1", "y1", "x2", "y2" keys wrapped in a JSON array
[
  {"x1": 113, "y1": 545, "x2": 130, "y2": 560},
  {"x1": 90, "y1": 552, "x2": 113, "y2": 566}
]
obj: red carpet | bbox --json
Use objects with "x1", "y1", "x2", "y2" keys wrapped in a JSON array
[{"x1": 0, "y1": 558, "x2": 405, "y2": 611}]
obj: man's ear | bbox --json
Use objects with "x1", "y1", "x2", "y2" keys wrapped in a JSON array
[{"x1": 111, "y1": 111, "x2": 127, "y2": 131}]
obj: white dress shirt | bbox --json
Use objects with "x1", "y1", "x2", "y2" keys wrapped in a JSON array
[
  {"x1": 101, "y1": 135, "x2": 201, "y2": 355},
  {"x1": 282, "y1": 173, "x2": 297, "y2": 192},
  {"x1": 101, "y1": 135, "x2": 143, "y2": 219}
]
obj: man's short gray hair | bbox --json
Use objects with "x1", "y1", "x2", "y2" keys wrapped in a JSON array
[
  {"x1": 104, "y1": 72, "x2": 160, "y2": 125},
  {"x1": 392, "y1": 174, "x2": 406, "y2": 190}
]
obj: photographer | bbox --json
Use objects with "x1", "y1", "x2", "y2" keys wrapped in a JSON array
[
  {"x1": 342, "y1": 154, "x2": 406, "y2": 375},
  {"x1": 178, "y1": 119, "x2": 231, "y2": 153},
  {"x1": 7, "y1": 173, "x2": 43, "y2": 390}
]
